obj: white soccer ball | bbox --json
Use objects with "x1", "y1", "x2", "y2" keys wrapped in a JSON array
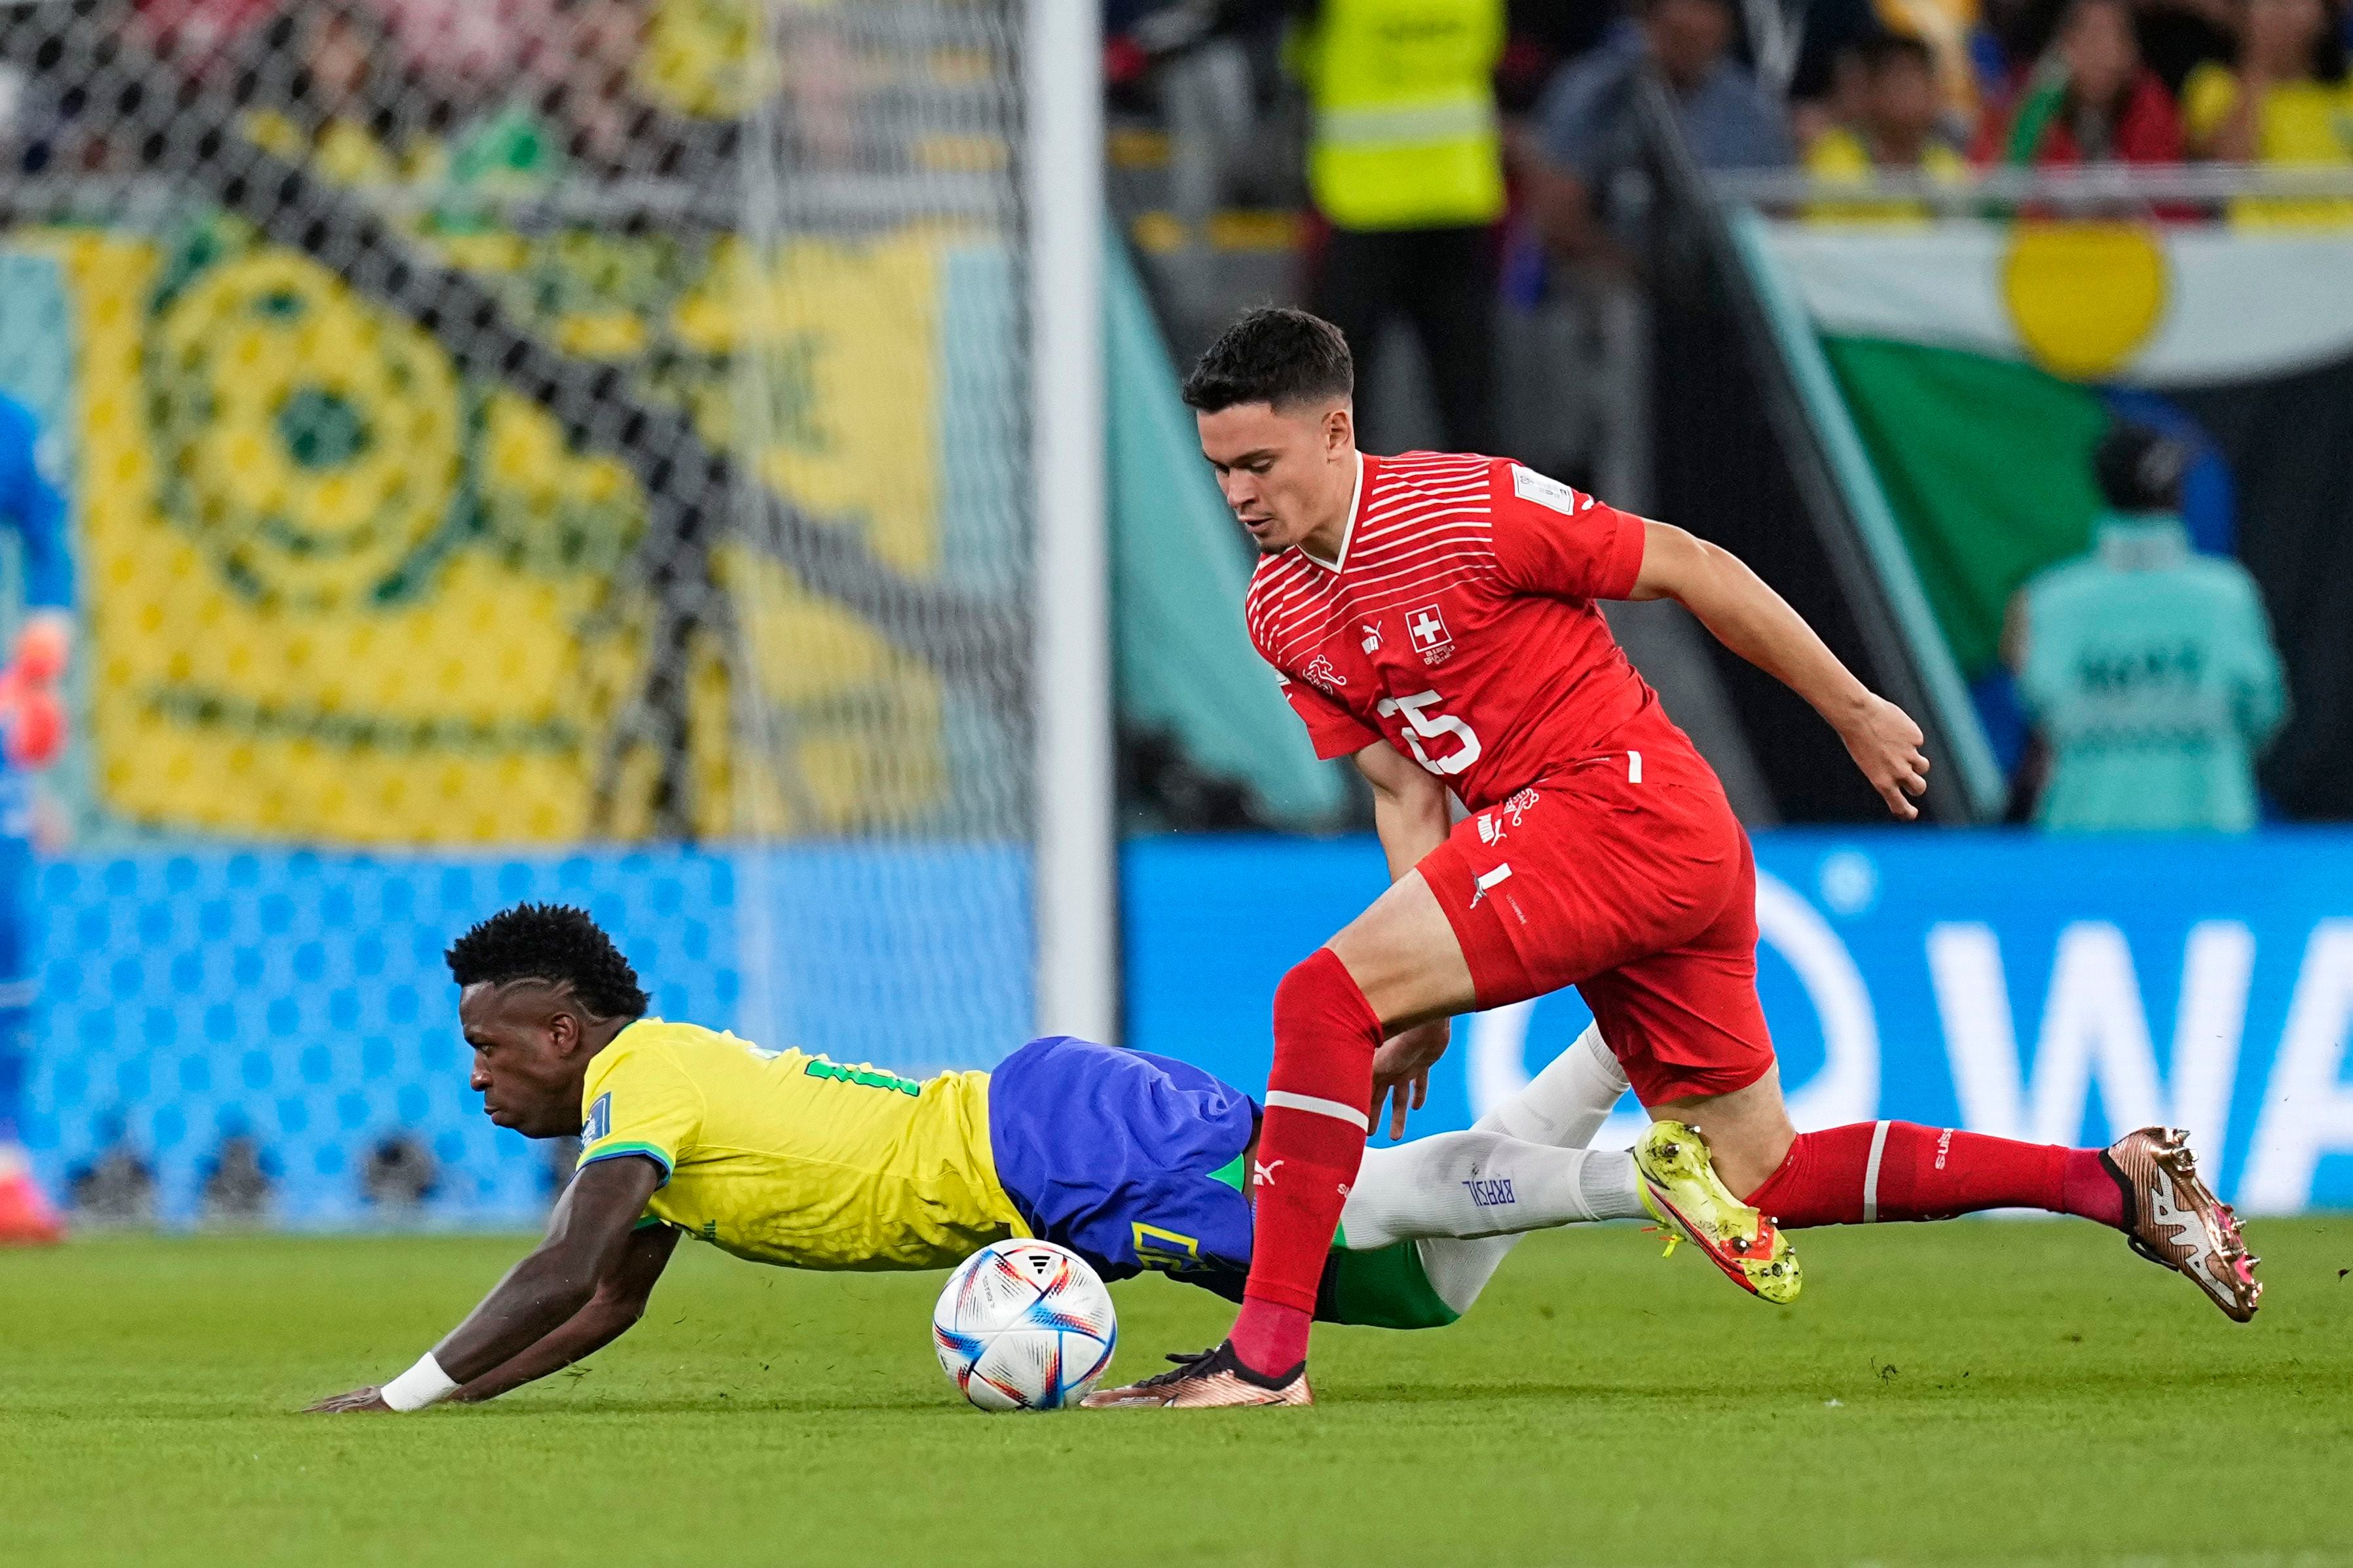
[{"x1": 932, "y1": 1239, "x2": 1118, "y2": 1412}]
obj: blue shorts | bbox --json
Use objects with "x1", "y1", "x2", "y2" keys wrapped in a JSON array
[{"x1": 986, "y1": 1036, "x2": 1257, "y2": 1284}]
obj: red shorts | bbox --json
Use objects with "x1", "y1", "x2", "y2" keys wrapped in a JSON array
[{"x1": 1419, "y1": 747, "x2": 1774, "y2": 1106}]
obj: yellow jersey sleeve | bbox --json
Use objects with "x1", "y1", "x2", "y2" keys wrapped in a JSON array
[{"x1": 578, "y1": 1036, "x2": 707, "y2": 1186}]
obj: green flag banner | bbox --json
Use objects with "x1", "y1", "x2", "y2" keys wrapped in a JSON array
[{"x1": 1755, "y1": 220, "x2": 2353, "y2": 817}]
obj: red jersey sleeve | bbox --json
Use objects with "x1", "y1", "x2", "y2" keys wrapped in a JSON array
[
  {"x1": 1487, "y1": 460, "x2": 1646, "y2": 602},
  {"x1": 1273, "y1": 670, "x2": 1380, "y2": 761}
]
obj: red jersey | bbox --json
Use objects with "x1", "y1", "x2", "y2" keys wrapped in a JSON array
[{"x1": 1246, "y1": 450, "x2": 1705, "y2": 812}]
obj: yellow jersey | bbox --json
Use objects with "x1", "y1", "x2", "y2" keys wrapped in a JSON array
[
  {"x1": 1804, "y1": 128, "x2": 1966, "y2": 224},
  {"x1": 2182, "y1": 64, "x2": 2353, "y2": 228},
  {"x1": 576, "y1": 1019, "x2": 1021, "y2": 1271}
]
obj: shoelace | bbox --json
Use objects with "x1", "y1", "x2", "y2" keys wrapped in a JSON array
[{"x1": 1133, "y1": 1347, "x2": 1220, "y2": 1388}]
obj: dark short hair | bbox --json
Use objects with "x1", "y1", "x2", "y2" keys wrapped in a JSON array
[
  {"x1": 446, "y1": 903, "x2": 651, "y2": 1019},
  {"x1": 1857, "y1": 30, "x2": 1936, "y2": 75},
  {"x1": 1180, "y1": 307, "x2": 1354, "y2": 413},
  {"x1": 2094, "y1": 422, "x2": 2191, "y2": 514}
]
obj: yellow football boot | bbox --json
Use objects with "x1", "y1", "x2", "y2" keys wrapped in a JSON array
[{"x1": 1635, "y1": 1120, "x2": 1800, "y2": 1304}]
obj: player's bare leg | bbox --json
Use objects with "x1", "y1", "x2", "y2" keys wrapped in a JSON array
[
  {"x1": 1644, "y1": 1070, "x2": 2261, "y2": 1320},
  {"x1": 1644, "y1": 1067, "x2": 1796, "y2": 1198}
]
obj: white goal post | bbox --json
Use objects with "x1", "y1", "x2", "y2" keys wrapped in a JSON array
[{"x1": 1025, "y1": 0, "x2": 1116, "y2": 1044}]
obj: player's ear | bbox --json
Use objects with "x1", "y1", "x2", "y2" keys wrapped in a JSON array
[{"x1": 1324, "y1": 401, "x2": 1352, "y2": 457}]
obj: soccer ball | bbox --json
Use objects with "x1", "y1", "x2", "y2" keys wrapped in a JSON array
[{"x1": 932, "y1": 1239, "x2": 1117, "y2": 1411}]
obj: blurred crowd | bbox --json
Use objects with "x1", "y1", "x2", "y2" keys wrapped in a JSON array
[
  {"x1": 1107, "y1": 0, "x2": 2353, "y2": 454},
  {"x1": 1120, "y1": 0, "x2": 2353, "y2": 198},
  {"x1": 1, "y1": 0, "x2": 2339, "y2": 208},
  {"x1": 0, "y1": 0, "x2": 881, "y2": 185}
]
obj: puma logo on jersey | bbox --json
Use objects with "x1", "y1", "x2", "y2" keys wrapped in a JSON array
[
  {"x1": 1479, "y1": 792, "x2": 1540, "y2": 847},
  {"x1": 1301, "y1": 656, "x2": 1346, "y2": 694},
  {"x1": 1253, "y1": 1159, "x2": 1283, "y2": 1188},
  {"x1": 1360, "y1": 622, "x2": 1383, "y2": 655}
]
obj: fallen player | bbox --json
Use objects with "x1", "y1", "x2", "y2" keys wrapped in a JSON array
[{"x1": 306, "y1": 902, "x2": 1715, "y2": 1413}]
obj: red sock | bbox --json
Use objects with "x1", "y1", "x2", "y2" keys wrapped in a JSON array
[
  {"x1": 1231, "y1": 947, "x2": 1380, "y2": 1376},
  {"x1": 1745, "y1": 1121, "x2": 2126, "y2": 1230}
]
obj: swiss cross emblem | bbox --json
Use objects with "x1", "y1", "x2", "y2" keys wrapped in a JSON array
[{"x1": 1407, "y1": 604, "x2": 1453, "y2": 666}]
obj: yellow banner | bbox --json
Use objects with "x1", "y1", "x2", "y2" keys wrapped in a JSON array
[{"x1": 21, "y1": 218, "x2": 967, "y2": 844}]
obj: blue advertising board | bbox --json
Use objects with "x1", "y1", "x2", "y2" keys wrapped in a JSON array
[
  {"x1": 26, "y1": 845, "x2": 1029, "y2": 1226},
  {"x1": 1126, "y1": 831, "x2": 2353, "y2": 1214},
  {"x1": 22, "y1": 829, "x2": 2353, "y2": 1226}
]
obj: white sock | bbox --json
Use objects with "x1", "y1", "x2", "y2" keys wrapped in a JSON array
[
  {"x1": 1475, "y1": 1021, "x2": 1630, "y2": 1145},
  {"x1": 1341, "y1": 1131, "x2": 1645, "y2": 1252},
  {"x1": 1410, "y1": 1021, "x2": 1637, "y2": 1316}
]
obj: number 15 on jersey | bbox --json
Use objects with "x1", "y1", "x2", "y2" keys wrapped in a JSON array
[{"x1": 1376, "y1": 689, "x2": 1481, "y2": 776}]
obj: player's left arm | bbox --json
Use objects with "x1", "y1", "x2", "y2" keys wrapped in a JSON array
[
  {"x1": 305, "y1": 1155, "x2": 663, "y2": 1412},
  {"x1": 1630, "y1": 520, "x2": 1931, "y2": 820}
]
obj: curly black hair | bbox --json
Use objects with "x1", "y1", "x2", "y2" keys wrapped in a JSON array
[
  {"x1": 445, "y1": 903, "x2": 650, "y2": 1019},
  {"x1": 1181, "y1": 306, "x2": 1354, "y2": 414}
]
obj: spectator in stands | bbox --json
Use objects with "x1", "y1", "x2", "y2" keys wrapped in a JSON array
[
  {"x1": 131, "y1": 0, "x2": 282, "y2": 78},
  {"x1": 1975, "y1": 0, "x2": 2186, "y2": 166},
  {"x1": 2132, "y1": 0, "x2": 2242, "y2": 97},
  {"x1": 1297, "y1": 0, "x2": 1508, "y2": 453},
  {"x1": 1805, "y1": 32, "x2": 1968, "y2": 218},
  {"x1": 242, "y1": 1, "x2": 443, "y2": 185},
  {"x1": 1529, "y1": 0, "x2": 1794, "y2": 265},
  {"x1": 526, "y1": 0, "x2": 651, "y2": 177},
  {"x1": 2183, "y1": 0, "x2": 2353, "y2": 225},
  {"x1": 2010, "y1": 423, "x2": 2286, "y2": 833},
  {"x1": 1498, "y1": 0, "x2": 1621, "y2": 114}
]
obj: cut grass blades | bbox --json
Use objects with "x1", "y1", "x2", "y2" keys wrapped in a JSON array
[{"x1": 5, "y1": 1218, "x2": 2351, "y2": 1566}]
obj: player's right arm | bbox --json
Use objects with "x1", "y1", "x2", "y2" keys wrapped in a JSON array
[
  {"x1": 1357, "y1": 737, "x2": 1451, "y2": 881},
  {"x1": 448, "y1": 1220, "x2": 681, "y2": 1404},
  {"x1": 1255, "y1": 642, "x2": 1453, "y2": 1133},
  {"x1": 1355, "y1": 738, "x2": 1454, "y2": 1139}
]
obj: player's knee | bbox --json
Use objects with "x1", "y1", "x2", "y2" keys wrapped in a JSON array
[{"x1": 1272, "y1": 948, "x2": 1371, "y2": 1034}]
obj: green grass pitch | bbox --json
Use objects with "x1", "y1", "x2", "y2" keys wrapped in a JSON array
[{"x1": 7, "y1": 1218, "x2": 2352, "y2": 1567}]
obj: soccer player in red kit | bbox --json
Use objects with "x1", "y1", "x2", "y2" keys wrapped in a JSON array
[{"x1": 1085, "y1": 308, "x2": 2261, "y2": 1410}]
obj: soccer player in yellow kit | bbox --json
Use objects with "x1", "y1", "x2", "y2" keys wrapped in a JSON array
[{"x1": 306, "y1": 902, "x2": 1688, "y2": 1414}]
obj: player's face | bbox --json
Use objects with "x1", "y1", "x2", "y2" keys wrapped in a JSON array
[
  {"x1": 458, "y1": 981, "x2": 595, "y2": 1139},
  {"x1": 1196, "y1": 398, "x2": 1355, "y2": 555}
]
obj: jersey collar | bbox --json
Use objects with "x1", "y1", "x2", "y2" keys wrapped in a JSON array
[{"x1": 1299, "y1": 450, "x2": 1366, "y2": 574}]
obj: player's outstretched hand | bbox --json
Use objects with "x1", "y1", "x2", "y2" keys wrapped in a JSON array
[
  {"x1": 1372, "y1": 1021, "x2": 1449, "y2": 1140},
  {"x1": 1839, "y1": 693, "x2": 1930, "y2": 820},
  {"x1": 304, "y1": 1387, "x2": 395, "y2": 1413}
]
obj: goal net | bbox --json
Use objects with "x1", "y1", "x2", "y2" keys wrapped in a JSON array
[{"x1": 0, "y1": 0, "x2": 1052, "y2": 1224}]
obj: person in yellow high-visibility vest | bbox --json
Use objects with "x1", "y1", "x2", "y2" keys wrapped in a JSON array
[{"x1": 1296, "y1": 0, "x2": 1506, "y2": 452}]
